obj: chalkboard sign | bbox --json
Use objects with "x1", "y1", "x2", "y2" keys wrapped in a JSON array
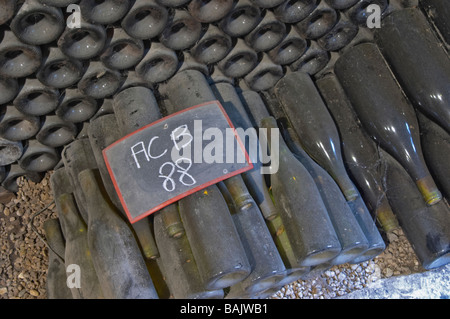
[{"x1": 103, "y1": 101, "x2": 253, "y2": 223}]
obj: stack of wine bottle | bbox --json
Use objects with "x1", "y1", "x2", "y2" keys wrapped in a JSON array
[{"x1": 0, "y1": 0, "x2": 449, "y2": 299}]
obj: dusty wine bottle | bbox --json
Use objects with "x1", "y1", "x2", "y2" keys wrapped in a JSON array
[
  {"x1": 375, "y1": 8, "x2": 450, "y2": 134},
  {"x1": 166, "y1": 69, "x2": 252, "y2": 290},
  {"x1": 316, "y1": 74, "x2": 399, "y2": 233},
  {"x1": 420, "y1": 0, "x2": 450, "y2": 46},
  {"x1": 244, "y1": 53, "x2": 284, "y2": 92},
  {"x1": 61, "y1": 138, "x2": 98, "y2": 223},
  {"x1": 295, "y1": 1, "x2": 338, "y2": 39},
  {"x1": 384, "y1": 151, "x2": 450, "y2": 270},
  {"x1": 79, "y1": 0, "x2": 130, "y2": 25},
  {"x1": 217, "y1": 38, "x2": 258, "y2": 78},
  {"x1": 78, "y1": 61, "x2": 122, "y2": 100},
  {"x1": 135, "y1": 42, "x2": 178, "y2": 85},
  {"x1": 288, "y1": 41, "x2": 330, "y2": 76},
  {"x1": 346, "y1": 0, "x2": 388, "y2": 26},
  {"x1": 13, "y1": 78, "x2": 59, "y2": 117},
  {"x1": 78, "y1": 169, "x2": 159, "y2": 299},
  {"x1": 50, "y1": 168, "x2": 104, "y2": 299},
  {"x1": 18, "y1": 139, "x2": 59, "y2": 173},
  {"x1": 325, "y1": 0, "x2": 359, "y2": 9},
  {"x1": 274, "y1": 0, "x2": 319, "y2": 24},
  {"x1": 56, "y1": 88, "x2": 98, "y2": 124},
  {"x1": 188, "y1": 0, "x2": 234, "y2": 23},
  {"x1": 219, "y1": 0, "x2": 262, "y2": 38},
  {"x1": 334, "y1": 43, "x2": 442, "y2": 206},
  {"x1": 1, "y1": 164, "x2": 42, "y2": 193},
  {"x1": 37, "y1": 46, "x2": 85, "y2": 89},
  {"x1": 244, "y1": 10, "x2": 287, "y2": 52},
  {"x1": 154, "y1": 210, "x2": 224, "y2": 299},
  {"x1": 190, "y1": 24, "x2": 233, "y2": 65},
  {"x1": 274, "y1": 71, "x2": 359, "y2": 202},
  {"x1": 100, "y1": 27, "x2": 145, "y2": 71},
  {"x1": 0, "y1": 0, "x2": 15, "y2": 25},
  {"x1": 267, "y1": 27, "x2": 307, "y2": 66},
  {"x1": 10, "y1": 0, "x2": 65, "y2": 45},
  {"x1": 57, "y1": 17, "x2": 107, "y2": 61},
  {"x1": 417, "y1": 112, "x2": 450, "y2": 201},
  {"x1": 317, "y1": 14, "x2": 358, "y2": 51},
  {"x1": 0, "y1": 106, "x2": 41, "y2": 142},
  {"x1": 0, "y1": 30, "x2": 42, "y2": 78},
  {"x1": 159, "y1": 9, "x2": 202, "y2": 51},
  {"x1": 0, "y1": 138, "x2": 23, "y2": 166},
  {"x1": 260, "y1": 116, "x2": 342, "y2": 267},
  {"x1": 36, "y1": 115, "x2": 78, "y2": 148},
  {"x1": 0, "y1": 76, "x2": 19, "y2": 105},
  {"x1": 43, "y1": 218, "x2": 73, "y2": 299}
]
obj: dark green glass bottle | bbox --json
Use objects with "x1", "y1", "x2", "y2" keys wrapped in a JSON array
[
  {"x1": 375, "y1": 8, "x2": 450, "y2": 134},
  {"x1": 334, "y1": 42, "x2": 442, "y2": 206},
  {"x1": 274, "y1": 71, "x2": 359, "y2": 202},
  {"x1": 384, "y1": 150, "x2": 450, "y2": 270},
  {"x1": 78, "y1": 168, "x2": 159, "y2": 299},
  {"x1": 43, "y1": 218, "x2": 73, "y2": 299},
  {"x1": 316, "y1": 74, "x2": 399, "y2": 233},
  {"x1": 164, "y1": 69, "x2": 251, "y2": 290},
  {"x1": 417, "y1": 112, "x2": 450, "y2": 201},
  {"x1": 260, "y1": 116, "x2": 342, "y2": 267}
]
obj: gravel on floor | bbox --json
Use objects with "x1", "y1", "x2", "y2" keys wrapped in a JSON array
[{"x1": 0, "y1": 172, "x2": 429, "y2": 299}]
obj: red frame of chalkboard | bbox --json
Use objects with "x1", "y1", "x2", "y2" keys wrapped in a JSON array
[{"x1": 103, "y1": 100, "x2": 254, "y2": 224}]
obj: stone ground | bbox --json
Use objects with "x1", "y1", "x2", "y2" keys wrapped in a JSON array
[{"x1": 0, "y1": 171, "x2": 441, "y2": 299}]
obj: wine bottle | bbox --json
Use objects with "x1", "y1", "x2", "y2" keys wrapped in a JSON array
[
  {"x1": 317, "y1": 14, "x2": 358, "y2": 51},
  {"x1": 267, "y1": 94, "x2": 376, "y2": 263},
  {"x1": 36, "y1": 115, "x2": 78, "y2": 148},
  {"x1": 10, "y1": 0, "x2": 65, "y2": 46},
  {"x1": 0, "y1": 138, "x2": 23, "y2": 166},
  {"x1": 135, "y1": 42, "x2": 179, "y2": 85},
  {"x1": 37, "y1": 46, "x2": 85, "y2": 89},
  {"x1": 0, "y1": 106, "x2": 41, "y2": 142},
  {"x1": 420, "y1": 0, "x2": 450, "y2": 46},
  {"x1": 79, "y1": 0, "x2": 130, "y2": 25},
  {"x1": 274, "y1": 0, "x2": 319, "y2": 24},
  {"x1": 78, "y1": 168, "x2": 159, "y2": 299},
  {"x1": 210, "y1": 83, "x2": 286, "y2": 294},
  {"x1": 13, "y1": 78, "x2": 59, "y2": 117},
  {"x1": 0, "y1": 0, "x2": 15, "y2": 25},
  {"x1": 50, "y1": 168, "x2": 104, "y2": 299},
  {"x1": 274, "y1": 71, "x2": 359, "y2": 202},
  {"x1": 165, "y1": 69, "x2": 252, "y2": 290},
  {"x1": 334, "y1": 43, "x2": 442, "y2": 206},
  {"x1": 217, "y1": 38, "x2": 258, "y2": 79},
  {"x1": 295, "y1": 1, "x2": 338, "y2": 40},
  {"x1": 18, "y1": 139, "x2": 59, "y2": 173},
  {"x1": 43, "y1": 218, "x2": 73, "y2": 299},
  {"x1": 244, "y1": 10, "x2": 287, "y2": 52},
  {"x1": 375, "y1": 8, "x2": 450, "y2": 134},
  {"x1": 244, "y1": 53, "x2": 284, "y2": 92},
  {"x1": 188, "y1": 0, "x2": 234, "y2": 23},
  {"x1": 57, "y1": 17, "x2": 107, "y2": 61},
  {"x1": 190, "y1": 24, "x2": 233, "y2": 65},
  {"x1": 100, "y1": 27, "x2": 145, "y2": 71},
  {"x1": 267, "y1": 27, "x2": 307, "y2": 66},
  {"x1": 38, "y1": 0, "x2": 75, "y2": 6},
  {"x1": 153, "y1": 209, "x2": 224, "y2": 299},
  {"x1": 61, "y1": 138, "x2": 98, "y2": 223},
  {"x1": 56, "y1": 88, "x2": 98, "y2": 124},
  {"x1": 289, "y1": 41, "x2": 330, "y2": 76},
  {"x1": 159, "y1": 9, "x2": 202, "y2": 51},
  {"x1": 78, "y1": 61, "x2": 122, "y2": 100},
  {"x1": 236, "y1": 86, "x2": 280, "y2": 220},
  {"x1": 0, "y1": 30, "x2": 42, "y2": 78},
  {"x1": 0, "y1": 76, "x2": 19, "y2": 105},
  {"x1": 219, "y1": 0, "x2": 262, "y2": 38},
  {"x1": 122, "y1": 0, "x2": 168, "y2": 40},
  {"x1": 260, "y1": 116, "x2": 342, "y2": 267},
  {"x1": 417, "y1": 112, "x2": 450, "y2": 201},
  {"x1": 1, "y1": 164, "x2": 42, "y2": 193},
  {"x1": 384, "y1": 150, "x2": 450, "y2": 270},
  {"x1": 316, "y1": 74, "x2": 399, "y2": 233}
]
